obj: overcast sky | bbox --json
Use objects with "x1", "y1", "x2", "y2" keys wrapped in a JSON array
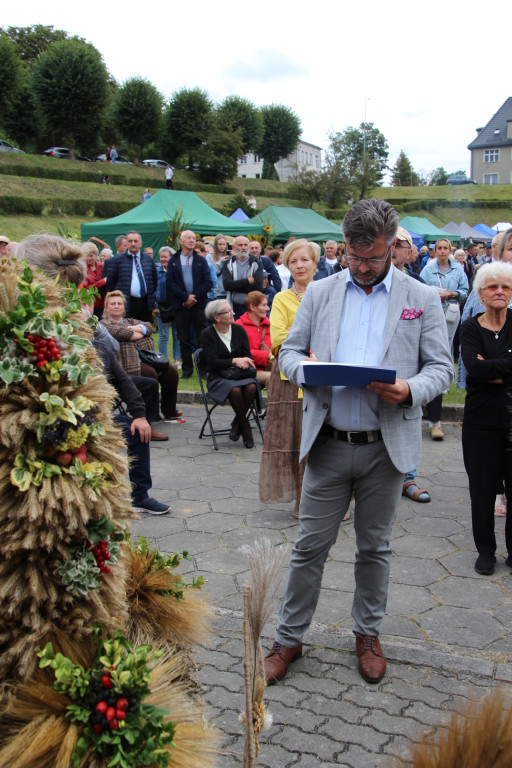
[{"x1": 4, "y1": 0, "x2": 509, "y2": 181}]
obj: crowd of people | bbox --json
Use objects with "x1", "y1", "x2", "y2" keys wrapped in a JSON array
[{"x1": 3, "y1": 209, "x2": 512, "y2": 687}]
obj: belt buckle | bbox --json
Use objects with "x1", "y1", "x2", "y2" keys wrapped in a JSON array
[{"x1": 346, "y1": 431, "x2": 359, "y2": 445}]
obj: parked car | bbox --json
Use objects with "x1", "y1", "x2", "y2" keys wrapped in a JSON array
[
  {"x1": 142, "y1": 159, "x2": 171, "y2": 169},
  {"x1": 93, "y1": 153, "x2": 132, "y2": 164},
  {"x1": 179, "y1": 163, "x2": 200, "y2": 172},
  {"x1": 41, "y1": 147, "x2": 91, "y2": 161},
  {"x1": 0, "y1": 139, "x2": 24, "y2": 154},
  {"x1": 446, "y1": 173, "x2": 477, "y2": 185}
]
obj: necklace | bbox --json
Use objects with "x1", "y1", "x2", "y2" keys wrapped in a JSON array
[
  {"x1": 481, "y1": 316, "x2": 506, "y2": 339},
  {"x1": 291, "y1": 284, "x2": 304, "y2": 302}
]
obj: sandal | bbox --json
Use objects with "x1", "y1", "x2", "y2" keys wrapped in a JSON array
[
  {"x1": 495, "y1": 494, "x2": 506, "y2": 516},
  {"x1": 402, "y1": 481, "x2": 431, "y2": 503}
]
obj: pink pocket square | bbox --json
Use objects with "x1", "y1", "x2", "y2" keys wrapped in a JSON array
[{"x1": 400, "y1": 308, "x2": 423, "y2": 320}]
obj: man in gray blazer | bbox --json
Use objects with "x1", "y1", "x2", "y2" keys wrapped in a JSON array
[{"x1": 264, "y1": 199, "x2": 454, "y2": 686}]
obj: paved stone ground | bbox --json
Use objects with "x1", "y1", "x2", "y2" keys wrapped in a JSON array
[{"x1": 133, "y1": 404, "x2": 512, "y2": 767}]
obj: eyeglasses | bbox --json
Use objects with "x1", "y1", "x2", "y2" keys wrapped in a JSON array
[
  {"x1": 218, "y1": 310, "x2": 234, "y2": 315},
  {"x1": 346, "y1": 246, "x2": 391, "y2": 268},
  {"x1": 395, "y1": 243, "x2": 411, "y2": 250},
  {"x1": 482, "y1": 284, "x2": 512, "y2": 292}
]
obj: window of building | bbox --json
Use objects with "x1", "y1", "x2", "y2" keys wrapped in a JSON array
[
  {"x1": 483, "y1": 173, "x2": 499, "y2": 185},
  {"x1": 255, "y1": 173, "x2": 260, "y2": 179},
  {"x1": 484, "y1": 149, "x2": 499, "y2": 163},
  {"x1": 240, "y1": 156, "x2": 247, "y2": 164}
]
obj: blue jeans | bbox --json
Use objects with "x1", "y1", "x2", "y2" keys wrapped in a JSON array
[
  {"x1": 156, "y1": 315, "x2": 181, "y2": 359},
  {"x1": 114, "y1": 414, "x2": 151, "y2": 504}
]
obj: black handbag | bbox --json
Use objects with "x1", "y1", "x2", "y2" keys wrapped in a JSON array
[
  {"x1": 158, "y1": 304, "x2": 175, "y2": 323},
  {"x1": 220, "y1": 365, "x2": 257, "y2": 381},
  {"x1": 138, "y1": 347, "x2": 169, "y2": 372}
]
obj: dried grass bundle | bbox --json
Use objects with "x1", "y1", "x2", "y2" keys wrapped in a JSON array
[
  {"x1": 0, "y1": 258, "x2": 134, "y2": 680},
  {"x1": 239, "y1": 538, "x2": 287, "y2": 767},
  {"x1": 387, "y1": 689, "x2": 512, "y2": 768},
  {"x1": 124, "y1": 545, "x2": 212, "y2": 649},
  {"x1": 0, "y1": 640, "x2": 219, "y2": 768}
]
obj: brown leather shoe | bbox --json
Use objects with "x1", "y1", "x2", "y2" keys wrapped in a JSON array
[
  {"x1": 264, "y1": 641, "x2": 303, "y2": 685},
  {"x1": 356, "y1": 635, "x2": 386, "y2": 683},
  {"x1": 150, "y1": 429, "x2": 169, "y2": 441}
]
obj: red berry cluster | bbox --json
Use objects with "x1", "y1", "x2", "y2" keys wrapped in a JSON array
[
  {"x1": 92, "y1": 669, "x2": 136, "y2": 735},
  {"x1": 26, "y1": 334, "x2": 62, "y2": 368},
  {"x1": 87, "y1": 538, "x2": 111, "y2": 574}
]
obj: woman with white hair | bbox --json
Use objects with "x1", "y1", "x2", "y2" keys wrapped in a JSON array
[{"x1": 460, "y1": 261, "x2": 512, "y2": 575}]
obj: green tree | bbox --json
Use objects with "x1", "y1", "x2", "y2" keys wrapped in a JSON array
[
  {"x1": 31, "y1": 39, "x2": 109, "y2": 157},
  {"x1": 216, "y1": 95, "x2": 264, "y2": 154},
  {"x1": 115, "y1": 77, "x2": 163, "y2": 161},
  {"x1": 160, "y1": 87, "x2": 213, "y2": 167},
  {"x1": 0, "y1": 35, "x2": 24, "y2": 124},
  {"x1": 259, "y1": 104, "x2": 301, "y2": 180},
  {"x1": 391, "y1": 150, "x2": 421, "y2": 186},
  {"x1": 428, "y1": 167, "x2": 449, "y2": 186},
  {"x1": 197, "y1": 114, "x2": 242, "y2": 184},
  {"x1": 289, "y1": 167, "x2": 325, "y2": 208},
  {"x1": 1, "y1": 24, "x2": 71, "y2": 65},
  {"x1": 324, "y1": 123, "x2": 389, "y2": 201}
]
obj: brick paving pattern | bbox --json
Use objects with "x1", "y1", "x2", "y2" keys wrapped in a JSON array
[{"x1": 134, "y1": 404, "x2": 512, "y2": 767}]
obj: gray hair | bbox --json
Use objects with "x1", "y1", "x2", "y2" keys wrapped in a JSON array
[
  {"x1": 159, "y1": 246, "x2": 174, "y2": 257},
  {"x1": 81, "y1": 242, "x2": 99, "y2": 257},
  {"x1": 454, "y1": 249, "x2": 466, "y2": 260},
  {"x1": 115, "y1": 234, "x2": 127, "y2": 248},
  {"x1": 16, "y1": 234, "x2": 86, "y2": 286},
  {"x1": 342, "y1": 198, "x2": 398, "y2": 248},
  {"x1": 496, "y1": 228, "x2": 512, "y2": 261},
  {"x1": 100, "y1": 248, "x2": 113, "y2": 259},
  {"x1": 325, "y1": 240, "x2": 337, "y2": 248},
  {"x1": 473, "y1": 261, "x2": 512, "y2": 298},
  {"x1": 205, "y1": 299, "x2": 230, "y2": 322}
]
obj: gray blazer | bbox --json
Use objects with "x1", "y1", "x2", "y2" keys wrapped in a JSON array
[{"x1": 279, "y1": 268, "x2": 454, "y2": 473}]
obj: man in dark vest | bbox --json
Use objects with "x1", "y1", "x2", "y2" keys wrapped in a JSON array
[{"x1": 105, "y1": 230, "x2": 158, "y2": 322}]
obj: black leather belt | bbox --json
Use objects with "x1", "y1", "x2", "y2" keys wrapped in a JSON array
[{"x1": 320, "y1": 423, "x2": 383, "y2": 445}]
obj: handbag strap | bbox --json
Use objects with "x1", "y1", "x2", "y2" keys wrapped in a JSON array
[{"x1": 259, "y1": 324, "x2": 270, "y2": 352}]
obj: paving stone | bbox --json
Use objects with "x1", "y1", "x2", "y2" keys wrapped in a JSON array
[
  {"x1": 388, "y1": 555, "x2": 447, "y2": 587},
  {"x1": 391, "y1": 534, "x2": 456, "y2": 559},
  {"x1": 195, "y1": 547, "x2": 254, "y2": 575},
  {"x1": 419, "y1": 605, "x2": 504, "y2": 648},
  {"x1": 272, "y1": 728, "x2": 349, "y2": 762},
  {"x1": 210, "y1": 497, "x2": 266, "y2": 515},
  {"x1": 404, "y1": 700, "x2": 454, "y2": 727},
  {"x1": 430, "y1": 575, "x2": 509, "y2": 609},
  {"x1": 221, "y1": 527, "x2": 286, "y2": 548},
  {"x1": 381, "y1": 615, "x2": 425, "y2": 641},
  {"x1": 158, "y1": 531, "x2": 220, "y2": 555},
  {"x1": 179, "y1": 485, "x2": 233, "y2": 501},
  {"x1": 400, "y1": 516, "x2": 465, "y2": 538},
  {"x1": 187, "y1": 512, "x2": 242, "y2": 533}
]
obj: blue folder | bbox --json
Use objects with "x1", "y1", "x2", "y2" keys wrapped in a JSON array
[{"x1": 301, "y1": 362, "x2": 396, "y2": 387}]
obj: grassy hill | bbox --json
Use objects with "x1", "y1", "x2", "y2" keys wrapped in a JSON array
[{"x1": 1, "y1": 152, "x2": 511, "y2": 241}]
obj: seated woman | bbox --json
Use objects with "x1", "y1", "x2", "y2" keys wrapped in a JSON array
[
  {"x1": 201, "y1": 299, "x2": 259, "y2": 449},
  {"x1": 235, "y1": 291, "x2": 273, "y2": 388},
  {"x1": 101, "y1": 290, "x2": 183, "y2": 423}
]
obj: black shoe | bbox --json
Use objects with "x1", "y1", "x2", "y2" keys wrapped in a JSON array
[
  {"x1": 506, "y1": 556, "x2": 512, "y2": 568},
  {"x1": 181, "y1": 373, "x2": 192, "y2": 380},
  {"x1": 229, "y1": 430, "x2": 240, "y2": 442},
  {"x1": 243, "y1": 438, "x2": 254, "y2": 449},
  {"x1": 135, "y1": 497, "x2": 170, "y2": 515},
  {"x1": 475, "y1": 554, "x2": 496, "y2": 575}
]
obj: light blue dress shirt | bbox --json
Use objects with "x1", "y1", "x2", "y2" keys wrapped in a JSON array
[
  {"x1": 328, "y1": 267, "x2": 394, "y2": 431},
  {"x1": 130, "y1": 252, "x2": 145, "y2": 298}
]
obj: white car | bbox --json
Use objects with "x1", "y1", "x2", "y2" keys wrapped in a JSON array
[
  {"x1": 143, "y1": 159, "x2": 171, "y2": 169},
  {"x1": 0, "y1": 139, "x2": 24, "y2": 153}
]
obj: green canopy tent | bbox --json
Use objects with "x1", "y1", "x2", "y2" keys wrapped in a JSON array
[
  {"x1": 253, "y1": 206, "x2": 344, "y2": 242},
  {"x1": 399, "y1": 216, "x2": 461, "y2": 244},
  {"x1": 81, "y1": 190, "x2": 265, "y2": 252}
]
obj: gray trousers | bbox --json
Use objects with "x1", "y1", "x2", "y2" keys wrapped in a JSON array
[{"x1": 276, "y1": 433, "x2": 403, "y2": 645}]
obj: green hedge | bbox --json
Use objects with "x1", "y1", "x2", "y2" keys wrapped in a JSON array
[
  {"x1": 324, "y1": 208, "x2": 347, "y2": 220},
  {"x1": 93, "y1": 200, "x2": 135, "y2": 217},
  {"x1": 47, "y1": 198, "x2": 93, "y2": 215},
  {"x1": 242, "y1": 187, "x2": 296, "y2": 200},
  {"x1": 0, "y1": 196, "x2": 45, "y2": 215}
]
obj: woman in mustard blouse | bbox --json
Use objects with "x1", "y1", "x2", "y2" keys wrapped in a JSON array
[{"x1": 259, "y1": 239, "x2": 320, "y2": 517}]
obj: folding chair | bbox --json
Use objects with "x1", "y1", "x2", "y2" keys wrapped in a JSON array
[{"x1": 193, "y1": 348, "x2": 264, "y2": 451}]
